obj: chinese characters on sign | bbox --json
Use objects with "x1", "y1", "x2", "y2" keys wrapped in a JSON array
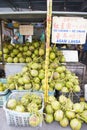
[{"x1": 52, "y1": 17, "x2": 87, "y2": 44}]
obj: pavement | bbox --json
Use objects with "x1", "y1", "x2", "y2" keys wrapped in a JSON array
[{"x1": 0, "y1": 108, "x2": 87, "y2": 130}]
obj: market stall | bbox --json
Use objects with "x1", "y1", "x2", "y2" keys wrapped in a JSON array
[{"x1": 0, "y1": 0, "x2": 87, "y2": 130}]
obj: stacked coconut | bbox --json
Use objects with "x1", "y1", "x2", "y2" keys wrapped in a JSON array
[
  {"x1": 3, "y1": 41, "x2": 86, "y2": 129},
  {"x1": 6, "y1": 42, "x2": 72, "y2": 92},
  {"x1": 44, "y1": 95, "x2": 87, "y2": 130}
]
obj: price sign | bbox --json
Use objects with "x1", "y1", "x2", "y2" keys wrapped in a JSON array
[{"x1": 52, "y1": 17, "x2": 87, "y2": 44}]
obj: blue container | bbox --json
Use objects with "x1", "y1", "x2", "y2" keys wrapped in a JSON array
[
  {"x1": 0, "y1": 90, "x2": 11, "y2": 107},
  {"x1": 0, "y1": 78, "x2": 7, "y2": 84},
  {"x1": 32, "y1": 90, "x2": 55, "y2": 96},
  {"x1": 0, "y1": 78, "x2": 10, "y2": 107}
]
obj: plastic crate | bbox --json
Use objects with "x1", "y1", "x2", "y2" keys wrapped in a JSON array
[
  {"x1": 65, "y1": 62, "x2": 86, "y2": 85},
  {"x1": 3, "y1": 92, "x2": 44, "y2": 127},
  {"x1": 55, "y1": 90, "x2": 83, "y2": 103},
  {"x1": 66, "y1": 62, "x2": 86, "y2": 81}
]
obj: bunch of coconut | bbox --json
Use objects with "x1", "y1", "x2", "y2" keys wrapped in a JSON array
[
  {"x1": 6, "y1": 61, "x2": 80, "y2": 93},
  {"x1": 3, "y1": 41, "x2": 65, "y2": 63},
  {"x1": 44, "y1": 95, "x2": 87, "y2": 130},
  {"x1": 7, "y1": 93, "x2": 42, "y2": 112},
  {"x1": 3, "y1": 41, "x2": 45, "y2": 63},
  {"x1": 6, "y1": 45, "x2": 66, "y2": 91}
]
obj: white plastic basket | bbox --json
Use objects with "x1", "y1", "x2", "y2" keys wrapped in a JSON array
[{"x1": 3, "y1": 92, "x2": 44, "y2": 127}]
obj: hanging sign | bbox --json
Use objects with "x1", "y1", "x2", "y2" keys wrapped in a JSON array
[
  {"x1": 52, "y1": 17, "x2": 87, "y2": 44},
  {"x1": 19, "y1": 25, "x2": 33, "y2": 35}
]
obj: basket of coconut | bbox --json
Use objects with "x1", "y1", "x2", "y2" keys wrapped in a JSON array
[{"x1": 3, "y1": 91, "x2": 44, "y2": 127}]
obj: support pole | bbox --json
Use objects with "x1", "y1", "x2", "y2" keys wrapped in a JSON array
[{"x1": 44, "y1": 0, "x2": 52, "y2": 103}]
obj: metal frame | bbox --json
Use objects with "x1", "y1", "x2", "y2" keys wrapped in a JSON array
[
  {"x1": 0, "y1": 11, "x2": 86, "y2": 20},
  {"x1": 0, "y1": 11, "x2": 86, "y2": 25}
]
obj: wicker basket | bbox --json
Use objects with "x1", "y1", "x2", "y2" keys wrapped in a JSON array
[{"x1": 3, "y1": 92, "x2": 44, "y2": 127}]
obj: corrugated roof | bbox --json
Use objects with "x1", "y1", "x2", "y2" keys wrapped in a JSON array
[{"x1": 0, "y1": 0, "x2": 86, "y2": 12}]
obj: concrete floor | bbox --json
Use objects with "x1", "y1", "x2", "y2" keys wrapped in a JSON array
[{"x1": 0, "y1": 108, "x2": 87, "y2": 130}]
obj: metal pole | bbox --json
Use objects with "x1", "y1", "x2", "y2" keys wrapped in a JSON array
[{"x1": 0, "y1": 20, "x2": 4, "y2": 65}]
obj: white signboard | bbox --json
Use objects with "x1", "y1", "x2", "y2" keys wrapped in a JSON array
[
  {"x1": 52, "y1": 17, "x2": 87, "y2": 44},
  {"x1": 62, "y1": 50, "x2": 78, "y2": 62}
]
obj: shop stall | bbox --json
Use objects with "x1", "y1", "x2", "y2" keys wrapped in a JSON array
[{"x1": 0, "y1": 0, "x2": 87, "y2": 130}]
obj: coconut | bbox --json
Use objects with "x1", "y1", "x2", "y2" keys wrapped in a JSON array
[
  {"x1": 50, "y1": 52, "x2": 56, "y2": 60},
  {"x1": 45, "y1": 114, "x2": 54, "y2": 123},
  {"x1": 53, "y1": 72, "x2": 60, "y2": 80},
  {"x1": 39, "y1": 48, "x2": 44, "y2": 56},
  {"x1": 30, "y1": 70, "x2": 38, "y2": 77},
  {"x1": 29, "y1": 114, "x2": 41, "y2": 127}
]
